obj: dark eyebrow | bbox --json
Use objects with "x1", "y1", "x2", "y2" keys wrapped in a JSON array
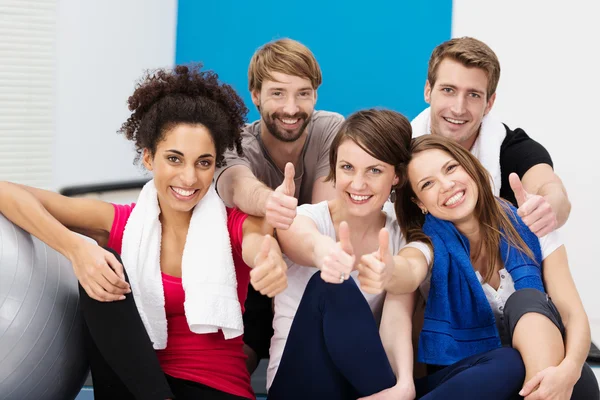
[{"x1": 166, "y1": 150, "x2": 214, "y2": 159}]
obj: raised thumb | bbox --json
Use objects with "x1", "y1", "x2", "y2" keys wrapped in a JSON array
[{"x1": 338, "y1": 221, "x2": 353, "y2": 256}]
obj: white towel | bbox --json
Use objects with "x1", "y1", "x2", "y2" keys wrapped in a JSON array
[
  {"x1": 121, "y1": 180, "x2": 243, "y2": 349},
  {"x1": 411, "y1": 107, "x2": 506, "y2": 196}
]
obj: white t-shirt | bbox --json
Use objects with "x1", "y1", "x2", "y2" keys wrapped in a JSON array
[
  {"x1": 419, "y1": 229, "x2": 564, "y2": 345},
  {"x1": 266, "y1": 201, "x2": 432, "y2": 389},
  {"x1": 477, "y1": 230, "x2": 563, "y2": 345}
]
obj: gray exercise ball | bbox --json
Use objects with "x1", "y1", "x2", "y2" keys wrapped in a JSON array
[{"x1": 0, "y1": 213, "x2": 89, "y2": 400}]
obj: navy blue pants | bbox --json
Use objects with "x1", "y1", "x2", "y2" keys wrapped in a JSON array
[{"x1": 268, "y1": 272, "x2": 526, "y2": 400}]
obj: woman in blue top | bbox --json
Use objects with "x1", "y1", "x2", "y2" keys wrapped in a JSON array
[{"x1": 393, "y1": 135, "x2": 597, "y2": 399}]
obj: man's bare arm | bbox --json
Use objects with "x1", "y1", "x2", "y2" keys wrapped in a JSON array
[{"x1": 217, "y1": 165, "x2": 272, "y2": 216}]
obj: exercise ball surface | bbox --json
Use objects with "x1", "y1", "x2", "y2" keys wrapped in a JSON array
[{"x1": 0, "y1": 214, "x2": 89, "y2": 400}]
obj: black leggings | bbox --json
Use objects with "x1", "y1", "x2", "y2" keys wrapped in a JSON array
[
  {"x1": 504, "y1": 288, "x2": 599, "y2": 399},
  {"x1": 78, "y1": 248, "x2": 249, "y2": 400}
]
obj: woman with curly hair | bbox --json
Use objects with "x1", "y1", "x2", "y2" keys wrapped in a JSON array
[{"x1": 0, "y1": 65, "x2": 288, "y2": 400}]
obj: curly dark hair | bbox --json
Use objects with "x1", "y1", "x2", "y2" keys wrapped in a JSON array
[{"x1": 118, "y1": 64, "x2": 248, "y2": 168}]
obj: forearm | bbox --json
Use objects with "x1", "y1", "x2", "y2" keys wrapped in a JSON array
[
  {"x1": 0, "y1": 182, "x2": 82, "y2": 258},
  {"x1": 231, "y1": 176, "x2": 272, "y2": 218},
  {"x1": 242, "y1": 234, "x2": 280, "y2": 268},
  {"x1": 538, "y1": 181, "x2": 571, "y2": 228},
  {"x1": 562, "y1": 311, "x2": 590, "y2": 375},
  {"x1": 380, "y1": 293, "x2": 415, "y2": 383},
  {"x1": 386, "y1": 255, "x2": 426, "y2": 295}
]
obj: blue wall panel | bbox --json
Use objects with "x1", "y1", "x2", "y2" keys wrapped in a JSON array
[{"x1": 176, "y1": 0, "x2": 452, "y2": 122}]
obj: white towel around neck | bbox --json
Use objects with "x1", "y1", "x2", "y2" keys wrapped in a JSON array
[
  {"x1": 121, "y1": 180, "x2": 243, "y2": 349},
  {"x1": 411, "y1": 107, "x2": 507, "y2": 196}
]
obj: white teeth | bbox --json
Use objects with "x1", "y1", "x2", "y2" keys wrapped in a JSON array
[
  {"x1": 444, "y1": 117, "x2": 466, "y2": 125},
  {"x1": 172, "y1": 187, "x2": 196, "y2": 197},
  {"x1": 281, "y1": 118, "x2": 299, "y2": 124},
  {"x1": 445, "y1": 191, "x2": 464, "y2": 206},
  {"x1": 350, "y1": 194, "x2": 371, "y2": 201}
]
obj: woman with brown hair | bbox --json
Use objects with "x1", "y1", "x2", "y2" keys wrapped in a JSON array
[
  {"x1": 395, "y1": 135, "x2": 598, "y2": 399},
  {"x1": 266, "y1": 109, "x2": 431, "y2": 400}
]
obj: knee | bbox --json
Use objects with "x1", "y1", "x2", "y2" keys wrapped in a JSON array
[
  {"x1": 505, "y1": 288, "x2": 545, "y2": 311},
  {"x1": 305, "y1": 271, "x2": 359, "y2": 297},
  {"x1": 488, "y1": 347, "x2": 525, "y2": 381},
  {"x1": 504, "y1": 288, "x2": 564, "y2": 340}
]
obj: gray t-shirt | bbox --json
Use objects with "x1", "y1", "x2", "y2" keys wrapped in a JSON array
[{"x1": 215, "y1": 110, "x2": 344, "y2": 206}]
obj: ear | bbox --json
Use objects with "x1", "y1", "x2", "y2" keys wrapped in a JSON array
[
  {"x1": 424, "y1": 80, "x2": 432, "y2": 104},
  {"x1": 411, "y1": 196, "x2": 425, "y2": 211},
  {"x1": 392, "y1": 174, "x2": 400, "y2": 187},
  {"x1": 251, "y1": 89, "x2": 261, "y2": 107},
  {"x1": 484, "y1": 92, "x2": 496, "y2": 116},
  {"x1": 142, "y1": 148, "x2": 153, "y2": 171}
]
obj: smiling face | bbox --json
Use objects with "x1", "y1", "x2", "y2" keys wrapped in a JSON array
[
  {"x1": 425, "y1": 58, "x2": 496, "y2": 150},
  {"x1": 408, "y1": 148, "x2": 478, "y2": 225},
  {"x1": 335, "y1": 139, "x2": 399, "y2": 217},
  {"x1": 251, "y1": 71, "x2": 316, "y2": 143},
  {"x1": 142, "y1": 123, "x2": 216, "y2": 214}
]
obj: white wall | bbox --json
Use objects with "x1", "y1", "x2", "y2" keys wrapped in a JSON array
[
  {"x1": 54, "y1": 0, "x2": 178, "y2": 190},
  {"x1": 453, "y1": 1, "x2": 600, "y2": 319}
]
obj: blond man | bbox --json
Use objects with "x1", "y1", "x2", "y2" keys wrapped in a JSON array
[{"x1": 215, "y1": 38, "x2": 342, "y2": 372}]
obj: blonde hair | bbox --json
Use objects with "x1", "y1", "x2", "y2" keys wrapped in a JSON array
[
  {"x1": 248, "y1": 38, "x2": 322, "y2": 92},
  {"x1": 427, "y1": 37, "x2": 501, "y2": 100}
]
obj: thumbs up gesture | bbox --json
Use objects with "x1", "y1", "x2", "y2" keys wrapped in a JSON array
[
  {"x1": 266, "y1": 162, "x2": 298, "y2": 230},
  {"x1": 509, "y1": 173, "x2": 557, "y2": 237},
  {"x1": 358, "y1": 228, "x2": 394, "y2": 294},
  {"x1": 319, "y1": 221, "x2": 355, "y2": 284},
  {"x1": 250, "y1": 235, "x2": 288, "y2": 298}
]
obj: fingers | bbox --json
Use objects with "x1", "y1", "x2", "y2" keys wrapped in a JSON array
[
  {"x1": 250, "y1": 257, "x2": 287, "y2": 297},
  {"x1": 338, "y1": 221, "x2": 353, "y2": 256},
  {"x1": 104, "y1": 251, "x2": 130, "y2": 289},
  {"x1": 509, "y1": 172, "x2": 528, "y2": 206},
  {"x1": 266, "y1": 191, "x2": 298, "y2": 230},
  {"x1": 519, "y1": 197, "x2": 557, "y2": 237},
  {"x1": 518, "y1": 195, "x2": 545, "y2": 218},
  {"x1": 520, "y1": 371, "x2": 544, "y2": 397},
  {"x1": 357, "y1": 273, "x2": 386, "y2": 294},
  {"x1": 527, "y1": 213, "x2": 557, "y2": 237},
  {"x1": 84, "y1": 280, "x2": 126, "y2": 302},
  {"x1": 378, "y1": 228, "x2": 389, "y2": 260},
  {"x1": 99, "y1": 263, "x2": 130, "y2": 295},
  {"x1": 357, "y1": 255, "x2": 387, "y2": 294},
  {"x1": 358, "y1": 254, "x2": 385, "y2": 278}
]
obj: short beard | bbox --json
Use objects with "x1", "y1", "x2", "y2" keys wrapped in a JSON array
[{"x1": 262, "y1": 110, "x2": 311, "y2": 143}]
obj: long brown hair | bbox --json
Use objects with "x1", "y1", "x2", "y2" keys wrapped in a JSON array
[{"x1": 396, "y1": 136, "x2": 535, "y2": 283}]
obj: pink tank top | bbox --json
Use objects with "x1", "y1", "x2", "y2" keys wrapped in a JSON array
[{"x1": 108, "y1": 204, "x2": 254, "y2": 399}]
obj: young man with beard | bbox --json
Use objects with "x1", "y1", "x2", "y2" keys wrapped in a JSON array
[
  {"x1": 215, "y1": 38, "x2": 343, "y2": 373},
  {"x1": 411, "y1": 37, "x2": 570, "y2": 238}
]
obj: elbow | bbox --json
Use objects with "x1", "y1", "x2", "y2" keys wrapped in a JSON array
[{"x1": 386, "y1": 279, "x2": 420, "y2": 296}]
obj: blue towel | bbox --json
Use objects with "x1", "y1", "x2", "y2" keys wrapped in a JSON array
[{"x1": 418, "y1": 202, "x2": 543, "y2": 366}]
